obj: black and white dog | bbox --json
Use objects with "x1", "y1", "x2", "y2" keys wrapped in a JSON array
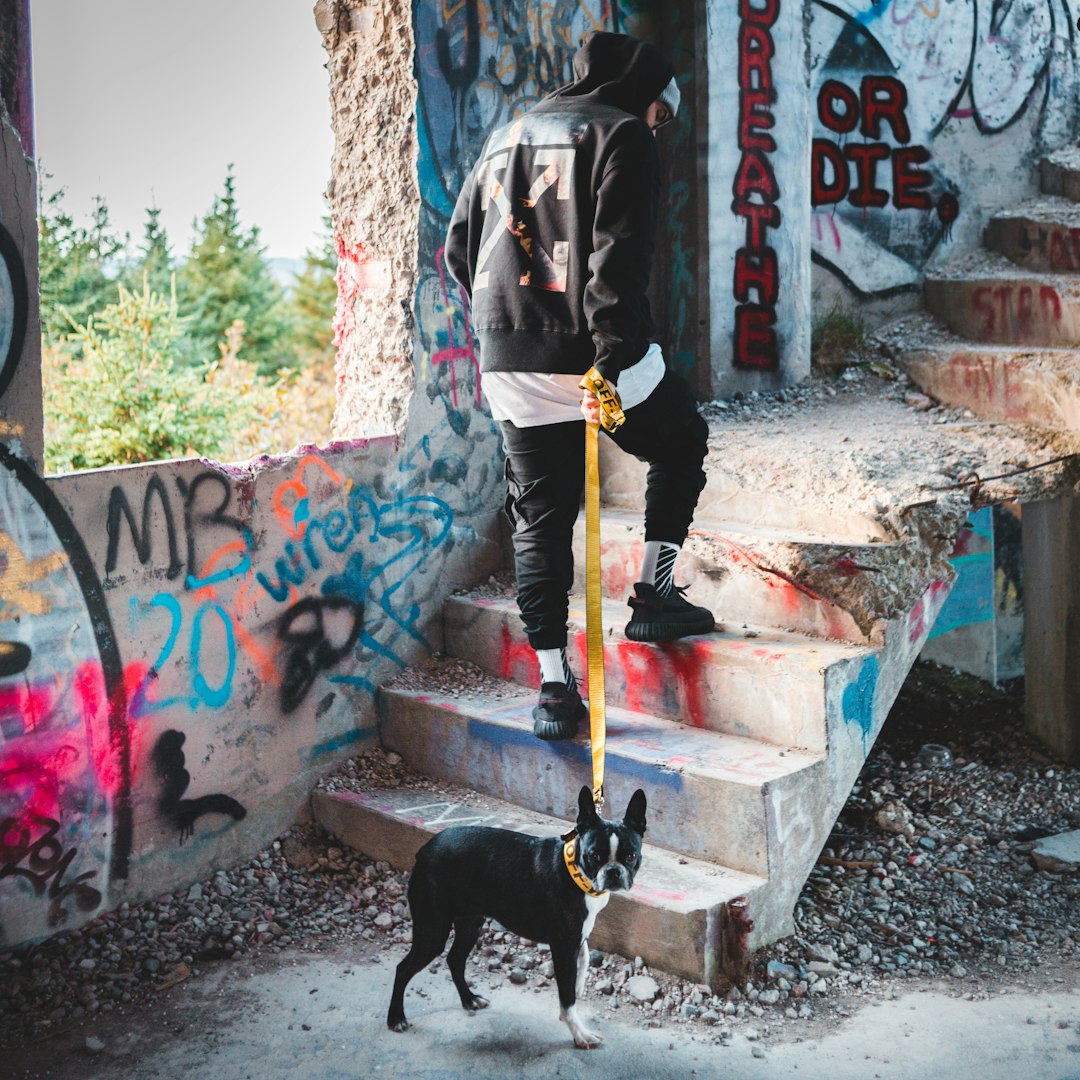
[{"x1": 387, "y1": 786, "x2": 647, "y2": 1048}]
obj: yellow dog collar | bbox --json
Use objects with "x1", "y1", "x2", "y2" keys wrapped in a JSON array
[{"x1": 562, "y1": 836, "x2": 607, "y2": 898}]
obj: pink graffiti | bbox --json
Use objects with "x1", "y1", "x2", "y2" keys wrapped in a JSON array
[
  {"x1": 0, "y1": 661, "x2": 146, "y2": 825},
  {"x1": 908, "y1": 579, "x2": 951, "y2": 643},
  {"x1": 333, "y1": 230, "x2": 366, "y2": 381},
  {"x1": 432, "y1": 246, "x2": 482, "y2": 409}
]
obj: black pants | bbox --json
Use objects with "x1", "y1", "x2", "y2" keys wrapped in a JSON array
[{"x1": 500, "y1": 369, "x2": 709, "y2": 651}]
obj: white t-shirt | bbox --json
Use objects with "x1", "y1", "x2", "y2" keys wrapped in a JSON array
[{"x1": 482, "y1": 343, "x2": 666, "y2": 426}]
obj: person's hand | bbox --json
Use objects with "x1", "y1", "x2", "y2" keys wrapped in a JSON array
[{"x1": 580, "y1": 387, "x2": 602, "y2": 425}]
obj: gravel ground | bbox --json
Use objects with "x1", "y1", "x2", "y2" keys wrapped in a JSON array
[{"x1": 2, "y1": 661, "x2": 1078, "y2": 1058}]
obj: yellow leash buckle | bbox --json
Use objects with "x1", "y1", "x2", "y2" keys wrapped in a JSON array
[{"x1": 579, "y1": 367, "x2": 626, "y2": 433}]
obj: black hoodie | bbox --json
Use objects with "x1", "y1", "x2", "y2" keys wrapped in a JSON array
[{"x1": 444, "y1": 32, "x2": 674, "y2": 384}]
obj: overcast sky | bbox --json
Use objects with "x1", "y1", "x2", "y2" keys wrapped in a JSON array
[{"x1": 30, "y1": 0, "x2": 334, "y2": 260}]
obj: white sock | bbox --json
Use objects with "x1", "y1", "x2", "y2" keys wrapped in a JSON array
[
  {"x1": 642, "y1": 541, "x2": 681, "y2": 596},
  {"x1": 537, "y1": 647, "x2": 576, "y2": 691}
]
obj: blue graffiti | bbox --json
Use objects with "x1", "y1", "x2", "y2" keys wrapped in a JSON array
[
  {"x1": 842, "y1": 655, "x2": 880, "y2": 750},
  {"x1": 928, "y1": 507, "x2": 995, "y2": 640},
  {"x1": 256, "y1": 485, "x2": 455, "y2": 670},
  {"x1": 129, "y1": 594, "x2": 238, "y2": 717}
]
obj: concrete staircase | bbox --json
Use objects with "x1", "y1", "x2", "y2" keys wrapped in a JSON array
[
  {"x1": 314, "y1": 447, "x2": 951, "y2": 986},
  {"x1": 307, "y1": 145, "x2": 1080, "y2": 994},
  {"x1": 881, "y1": 143, "x2": 1080, "y2": 429}
]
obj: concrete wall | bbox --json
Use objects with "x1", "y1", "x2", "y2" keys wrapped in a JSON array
[
  {"x1": 705, "y1": 0, "x2": 813, "y2": 397},
  {"x1": 1, "y1": 440, "x2": 501, "y2": 949},
  {"x1": 0, "y1": 107, "x2": 41, "y2": 470},
  {"x1": 920, "y1": 504, "x2": 1025, "y2": 684},
  {"x1": 0, "y1": 1, "x2": 505, "y2": 949},
  {"x1": 809, "y1": 0, "x2": 1080, "y2": 322}
]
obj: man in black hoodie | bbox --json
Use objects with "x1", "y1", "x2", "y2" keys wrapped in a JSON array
[{"x1": 445, "y1": 32, "x2": 713, "y2": 740}]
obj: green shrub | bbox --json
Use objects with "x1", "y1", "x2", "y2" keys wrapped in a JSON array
[
  {"x1": 811, "y1": 306, "x2": 866, "y2": 376},
  {"x1": 43, "y1": 283, "x2": 260, "y2": 472}
]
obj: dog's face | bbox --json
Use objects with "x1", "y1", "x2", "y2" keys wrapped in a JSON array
[{"x1": 573, "y1": 786, "x2": 647, "y2": 893}]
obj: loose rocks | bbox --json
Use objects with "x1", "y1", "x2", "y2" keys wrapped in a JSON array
[{"x1": 1, "y1": 663, "x2": 1077, "y2": 1058}]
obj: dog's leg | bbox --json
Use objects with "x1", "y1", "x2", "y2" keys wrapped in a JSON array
[
  {"x1": 387, "y1": 888, "x2": 451, "y2": 1032},
  {"x1": 575, "y1": 939, "x2": 590, "y2": 1000},
  {"x1": 446, "y1": 915, "x2": 489, "y2": 1013},
  {"x1": 553, "y1": 941, "x2": 602, "y2": 1049}
]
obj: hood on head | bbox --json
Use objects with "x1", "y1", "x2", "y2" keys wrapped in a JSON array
[{"x1": 551, "y1": 31, "x2": 675, "y2": 119}]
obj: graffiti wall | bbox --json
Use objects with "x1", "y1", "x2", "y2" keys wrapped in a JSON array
[
  {"x1": 706, "y1": 0, "x2": 814, "y2": 397},
  {"x1": 2, "y1": 0, "x2": 518, "y2": 947},
  {"x1": 410, "y1": 0, "x2": 702, "y2": 392},
  {"x1": 0, "y1": 103, "x2": 42, "y2": 470},
  {"x1": 0, "y1": 440, "x2": 501, "y2": 947},
  {"x1": 809, "y1": 0, "x2": 1080, "y2": 304},
  {"x1": 921, "y1": 504, "x2": 1024, "y2": 683}
]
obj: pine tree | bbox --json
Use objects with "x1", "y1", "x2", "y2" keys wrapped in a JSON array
[
  {"x1": 123, "y1": 206, "x2": 173, "y2": 297},
  {"x1": 176, "y1": 166, "x2": 294, "y2": 374},
  {"x1": 37, "y1": 175, "x2": 125, "y2": 348},
  {"x1": 288, "y1": 213, "x2": 336, "y2": 358}
]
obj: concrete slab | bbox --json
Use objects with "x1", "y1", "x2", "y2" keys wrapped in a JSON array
[
  {"x1": 312, "y1": 785, "x2": 767, "y2": 986},
  {"x1": 1032, "y1": 829, "x2": 1080, "y2": 871},
  {"x1": 984, "y1": 196, "x2": 1080, "y2": 273},
  {"x1": 636, "y1": 375, "x2": 1079, "y2": 639},
  {"x1": 11, "y1": 945, "x2": 1080, "y2": 1080},
  {"x1": 378, "y1": 684, "x2": 823, "y2": 876},
  {"x1": 1042, "y1": 142, "x2": 1080, "y2": 202},
  {"x1": 924, "y1": 248, "x2": 1080, "y2": 346},
  {"x1": 878, "y1": 312, "x2": 1080, "y2": 429},
  {"x1": 568, "y1": 507, "x2": 902, "y2": 644},
  {"x1": 444, "y1": 593, "x2": 870, "y2": 750}
]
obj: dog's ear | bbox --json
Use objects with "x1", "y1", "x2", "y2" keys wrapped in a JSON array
[
  {"x1": 623, "y1": 789, "x2": 647, "y2": 835},
  {"x1": 577, "y1": 785, "x2": 599, "y2": 827}
]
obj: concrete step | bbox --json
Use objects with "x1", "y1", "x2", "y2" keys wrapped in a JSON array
[
  {"x1": 924, "y1": 248, "x2": 1080, "y2": 346},
  {"x1": 444, "y1": 592, "x2": 871, "y2": 751},
  {"x1": 595, "y1": 435, "x2": 890, "y2": 545},
  {"x1": 875, "y1": 312, "x2": 1080, "y2": 429},
  {"x1": 378, "y1": 678, "x2": 824, "y2": 877},
  {"x1": 570, "y1": 507, "x2": 906, "y2": 645},
  {"x1": 984, "y1": 197, "x2": 1080, "y2": 273},
  {"x1": 1041, "y1": 144, "x2": 1080, "y2": 202},
  {"x1": 312, "y1": 783, "x2": 768, "y2": 988}
]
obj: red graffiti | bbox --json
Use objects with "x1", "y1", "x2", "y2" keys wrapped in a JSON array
[
  {"x1": 498, "y1": 622, "x2": 539, "y2": 687},
  {"x1": 971, "y1": 284, "x2": 1062, "y2": 340},
  {"x1": 333, "y1": 231, "x2": 366, "y2": 382},
  {"x1": 732, "y1": 0, "x2": 780, "y2": 371},
  {"x1": 1046, "y1": 227, "x2": 1080, "y2": 272},
  {"x1": 813, "y1": 77, "x2": 932, "y2": 211},
  {"x1": 908, "y1": 579, "x2": 951, "y2": 644},
  {"x1": 432, "y1": 246, "x2": 482, "y2": 409},
  {"x1": 945, "y1": 352, "x2": 1029, "y2": 421}
]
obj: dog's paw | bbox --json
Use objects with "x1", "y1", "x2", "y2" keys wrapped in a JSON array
[
  {"x1": 562, "y1": 1005, "x2": 603, "y2": 1049},
  {"x1": 387, "y1": 1016, "x2": 410, "y2": 1033},
  {"x1": 464, "y1": 993, "x2": 490, "y2": 1013},
  {"x1": 572, "y1": 1027, "x2": 604, "y2": 1050}
]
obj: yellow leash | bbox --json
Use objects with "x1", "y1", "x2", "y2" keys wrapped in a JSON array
[
  {"x1": 584, "y1": 420, "x2": 606, "y2": 810},
  {"x1": 579, "y1": 367, "x2": 625, "y2": 811}
]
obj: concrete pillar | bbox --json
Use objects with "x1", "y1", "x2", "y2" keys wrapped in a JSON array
[
  {"x1": 1023, "y1": 495, "x2": 1080, "y2": 764},
  {"x1": 0, "y1": 0, "x2": 41, "y2": 470},
  {"x1": 703, "y1": 0, "x2": 812, "y2": 398}
]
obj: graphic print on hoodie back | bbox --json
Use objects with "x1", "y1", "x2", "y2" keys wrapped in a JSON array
[{"x1": 444, "y1": 32, "x2": 675, "y2": 384}]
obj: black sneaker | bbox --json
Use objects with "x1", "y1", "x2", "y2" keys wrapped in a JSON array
[
  {"x1": 532, "y1": 682, "x2": 586, "y2": 741},
  {"x1": 625, "y1": 581, "x2": 715, "y2": 642}
]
